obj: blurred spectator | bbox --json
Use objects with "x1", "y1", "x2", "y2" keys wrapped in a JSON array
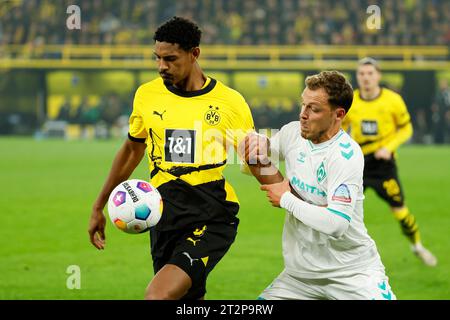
[
  {"x1": 83, "y1": 106, "x2": 101, "y2": 125},
  {"x1": 412, "y1": 108, "x2": 430, "y2": 144},
  {"x1": 431, "y1": 79, "x2": 450, "y2": 143},
  {"x1": 99, "y1": 93, "x2": 122, "y2": 128},
  {"x1": 73, "y1": 96, "x2": 90, "y2": 124},
  {"x1": 2, "y1": 0, "x2": 449, "y2": 142},
  {"x1": 56, "y1": 98, "x2": 71, "y2": 121},
  {"x1": 1, "y1": 0, "x2": 449, "y2": 46}
]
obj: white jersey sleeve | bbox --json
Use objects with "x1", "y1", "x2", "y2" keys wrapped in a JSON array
[
  {"x1": 269, "y1": 129, "x2": 283, "y2": 163},
  {"x1": 325, "y1": 140, "x2": 365, "y2": 224},
  {"x1": 270, "y1": 121, "x2": 300, "y2": 163},
  {"x1": 280, "y1": 192, "x2": 349, "y2": 237}
]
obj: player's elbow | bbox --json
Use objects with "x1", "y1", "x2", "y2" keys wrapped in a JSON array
[
  {"x1": 398, "y1": 122, "x2": 413, "y2": 142},
  {"x1": 405, "y1": 123, "x2": 413, "y2": 139}
]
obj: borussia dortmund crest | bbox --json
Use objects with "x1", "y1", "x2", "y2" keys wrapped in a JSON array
[{"x1": 204, "y1": 105, "x2": 221, "y2": 126}]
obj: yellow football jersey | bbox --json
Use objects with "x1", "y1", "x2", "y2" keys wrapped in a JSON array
[
  {"x1": 342, "y1": 88, "x2": 413, "y2": 155},
  {"x1": 128, "y1": 77, "x2": 255, "y2": 230}
]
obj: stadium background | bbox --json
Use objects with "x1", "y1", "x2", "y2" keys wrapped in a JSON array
[{"x1": 0, "y1": 0, "x2": 449, "y2": 299}]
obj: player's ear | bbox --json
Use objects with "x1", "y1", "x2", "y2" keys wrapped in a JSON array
[
  {"x1": 335, "y1": 107, "x2": 346, "y2": 120},
  {"x1": 191, "y1": 47, "x2": 200, "y2": 61}
]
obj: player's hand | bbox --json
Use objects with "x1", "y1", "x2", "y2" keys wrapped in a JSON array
[
  {"x1": 88, "y1": 208, "x2": 106, "y2": 250},
  {"x1": 239, "y1": 132, "x2": 270, "y2": 166},
  {"x1": 260, "y1": 179, "x2": 291, "y2": 207},
  {"x1": 374, "y1": 147, "x2": 392, "y2": 161}
]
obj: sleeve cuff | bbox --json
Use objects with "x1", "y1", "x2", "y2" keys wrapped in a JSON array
[
  {"x1": 128, "y1": 133, "x2": 146, "y2": 143},
  {"x1": 280, "y1": 191, "x2": 296, "y2": 210}
]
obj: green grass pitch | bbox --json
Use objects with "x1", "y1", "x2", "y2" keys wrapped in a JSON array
[{"x1": 0, "y1": 137, "x2": 449, "y2": 299}]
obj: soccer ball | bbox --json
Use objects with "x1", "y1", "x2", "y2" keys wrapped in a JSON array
[{"x1": 107, "y1": 179, "x2": 163, "y2": 234}]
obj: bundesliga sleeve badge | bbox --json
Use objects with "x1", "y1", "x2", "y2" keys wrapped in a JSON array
[{"x1": 332, "y1": 184, "x2": 352, "y2": 203}]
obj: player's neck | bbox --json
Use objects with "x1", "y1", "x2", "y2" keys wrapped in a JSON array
[
  {"x1": 174, "y1": 63, "x2": 207, "y2": 92},
  {"x1": 311, "y1": 126, "x2": 341, "y2": 145},
  {"x1": 360, "y1": 86, "x2": 381, "y2": 101}
]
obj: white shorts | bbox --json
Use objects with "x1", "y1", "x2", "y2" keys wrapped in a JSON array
[{"x1": 258, "y1": 268, "x2": 396, "y2": 300}]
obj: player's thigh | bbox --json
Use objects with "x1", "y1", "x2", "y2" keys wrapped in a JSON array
[
  {"x1": 169, "y1": 222, "x2": 238, "y2": 299},
  {"x1": 364, "y1": 166, "x2": 405, "y2": 207},
  {"x1": 258, "y1": 270, "x2": 323, "y2": 300},
  {"x1": 145, "y1": 264, "x2": 192, "y2": 299},
  {"x1": 325, "y1": 269, "x2": 396, "y2": 300}
]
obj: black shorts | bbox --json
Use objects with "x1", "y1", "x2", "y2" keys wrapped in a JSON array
[
  {"x1": 363, "y1": 154, "x2": 404, "y2": 207},
  {"x1": 149, "y1": 221, "x2": 238, "y2": 299}
]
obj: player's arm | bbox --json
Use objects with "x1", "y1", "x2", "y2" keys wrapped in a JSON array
[
  {"x1": 89, "y1": 85, "x2": 148, "y2": 249},
  {"x1": 279, "y1": 190, "x2": 349, "y2": 238},
  {"x1": 378, "y1": 95, "x2": 413, "y2": 157},
  {"x1": 261, "y1": 149, "x2": 362, "y2": 238},
  {"x1": 239, "y1": 132, "x2": 284, "y2": 185},
  {"x1": 89, "y1": 138, "x2": 146, "y2": 249},
  {"x1": 384, "y1": 122, "x2": 413, "y2": 152},
  {"x1": 231, "y1": 94, "x2": 284, "y2": 184},
  {"x1": 248, "y1": 164, "x2": 284, "y2": 185},
  {"x1": 240, "y1": 127, "x2": 306, "y2": 198},
  {"x1": 260, "y1": 179, "x2": 349, "y2": 238}
]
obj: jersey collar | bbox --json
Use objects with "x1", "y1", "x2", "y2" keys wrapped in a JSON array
[
  {"x1": 358, "y1": 87, "x2": 383, "y2": 101},
  {"x1": 165, "y1": 77, "x2": 217, "y2": 97}
]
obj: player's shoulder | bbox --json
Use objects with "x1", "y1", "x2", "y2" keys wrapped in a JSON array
[
  {"x1": 135, "y1": 77, "x2": 165, "y2": 96},
  {"x1": 352, "y1": 89, "x2": 362, "y2": 101},
  {"x1": 381, "y1": 87, "x2": 403, "y2": 100},
  {"x1": 330, "y1": 130, "x2": 364, "y2": 164},
  {"x1": 213, "y1": 79, "x2": 247, "y2": 104},
  {"x1": 351, "y1": 89, "x2": 364, "y2": 107},
  {"x1": 280, "y1": 121, "x2": 300, "y2": 136},
  {"x1": 381, "y1": 88, "x2": 409, "y2": 113},
  {"x1": 273, "y1": 121, "x2": 300, "y2": 145}
]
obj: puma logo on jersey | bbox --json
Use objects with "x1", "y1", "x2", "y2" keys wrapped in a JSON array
[
  {"x1": 153, "y1": 110, "x2": 166, "y2": 120},
  {"x1": 186, "y1": 237, "x2": 200, "y2": 246},
  {"x1": 182, "y1": 252, "x2": 198, "y2": 266}
]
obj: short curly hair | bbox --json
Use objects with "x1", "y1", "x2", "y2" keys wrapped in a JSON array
[
  {"x1": 305, "y1": 71, "x2": 354, "y2": 112},
  {"x1": 153, "y1": 16, "x2": 202, "y2": 51}
]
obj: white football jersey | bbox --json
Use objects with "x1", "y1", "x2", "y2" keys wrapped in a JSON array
[{"x1": 270, "y1": 121, "x2": 385, "y2": 279}]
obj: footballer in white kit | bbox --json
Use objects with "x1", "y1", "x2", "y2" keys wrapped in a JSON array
[
  {"x1": 261, "y1": 123, "x2": 395, "y2": 300},
  {"x1": 245, "y1": 71, "x2": 395, "y2": 300}
]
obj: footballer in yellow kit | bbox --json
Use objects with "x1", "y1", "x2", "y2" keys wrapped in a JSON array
[
  {"x1": 129, "y1": 73, "x2": 255, "y2": 299},
  {"x1": 129, "y1": 75, "x2": 254, "y2": 231},
  {"x1": 89, "y1": 17, "x2": 255, "y2": 300},
  {"x1": 342, "y1": 58, "x2": 437, "y2": 266}
]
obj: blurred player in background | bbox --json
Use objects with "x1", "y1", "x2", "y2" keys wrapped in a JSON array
[
  {"x1": 88, "y1": 17, "x2": 257, "y2": 300},
  {"x1": 342, "y1": 57, "x2": 437, "y2": 266},
  {"x1": 244, "y1": 71, "x2": 395, "y2": 300}
]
